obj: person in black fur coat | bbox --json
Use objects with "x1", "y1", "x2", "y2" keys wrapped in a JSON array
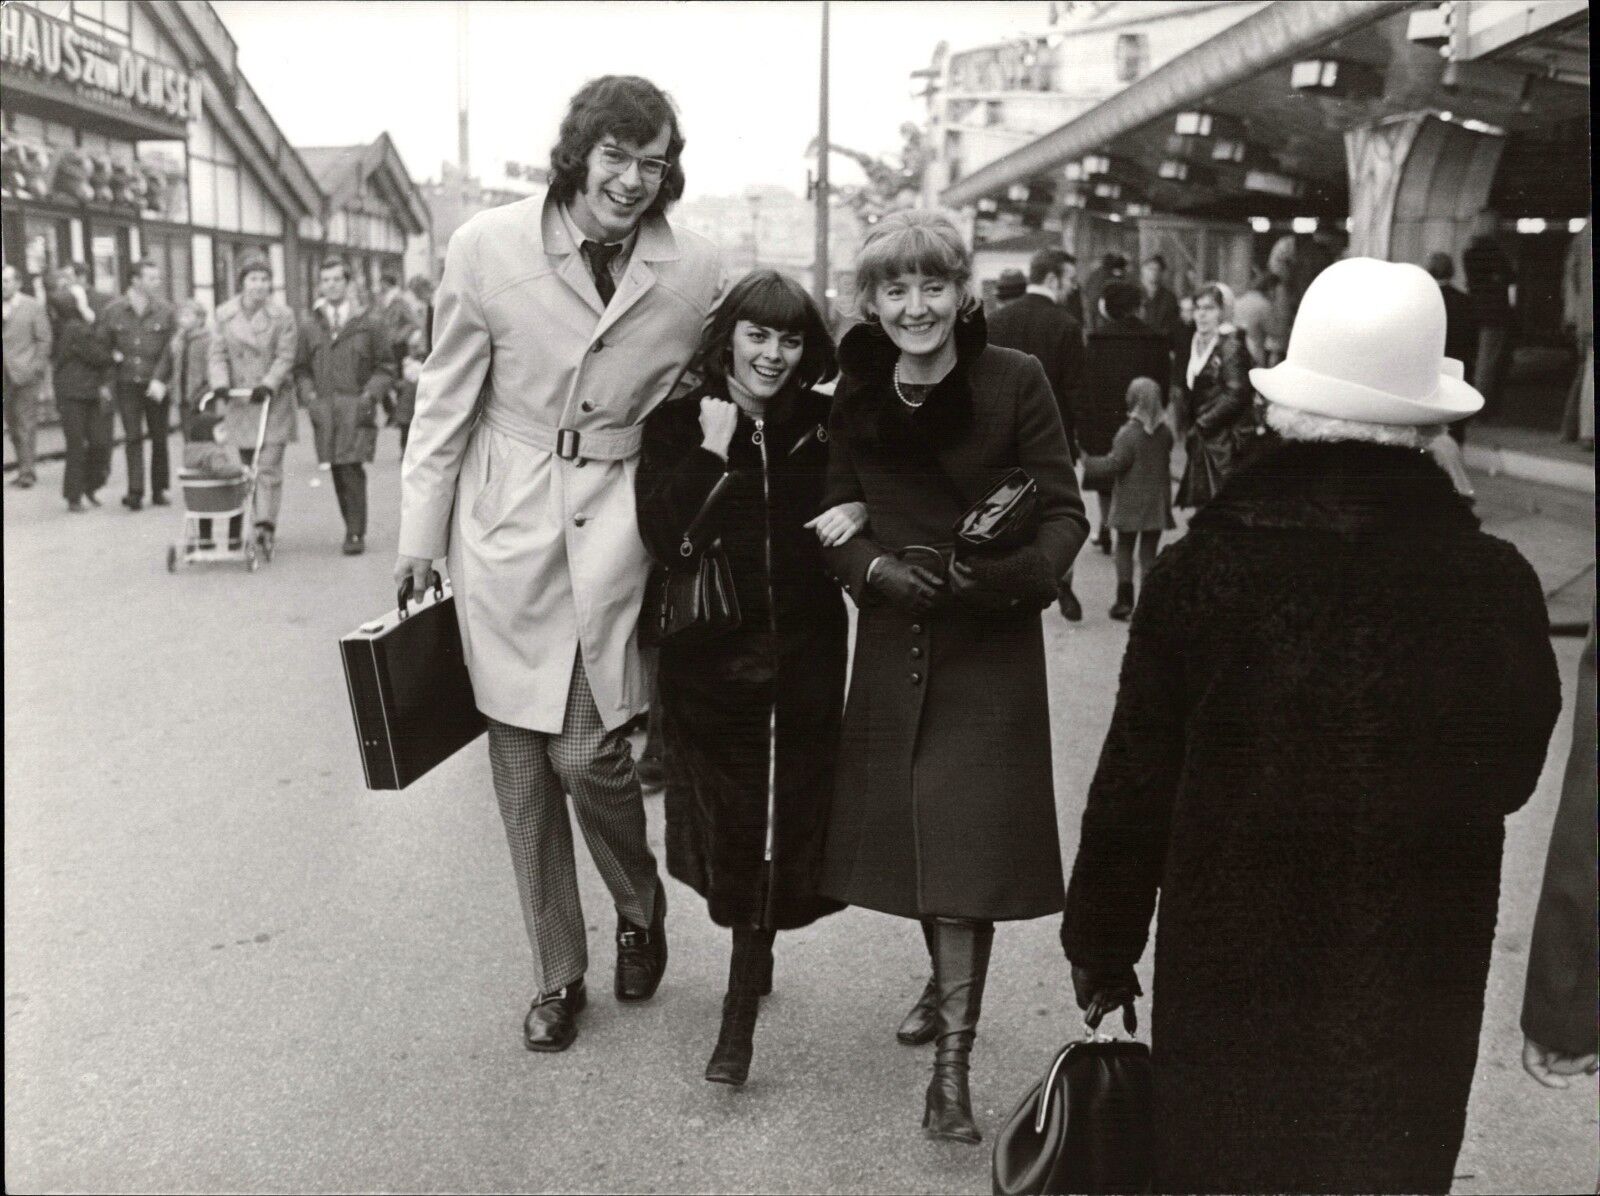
[
  {"x1": 1063, "y1": 258, "x2": 1563, "y2": 1194},
  {"x1": 818, "y1": 211, "x2": 1088, "y2": 1146},
  {"x1": 635, "y1": 271, "x2": 852, "y2": 1089}
]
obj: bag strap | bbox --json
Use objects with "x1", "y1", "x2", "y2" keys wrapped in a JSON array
[{"x1": 679, "y1": 470, "x2": 733, "y2": 559}]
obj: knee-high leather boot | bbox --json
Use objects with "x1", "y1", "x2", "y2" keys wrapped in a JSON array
[
  {"x1": 896, "y1": 918, "x2": 939, "y2": 1045},
  {"x1": 922, "y1": 917, "x2": 994, "y2": 1144},
  {"x1": 705, "y1": 924, "x2": 775, "y2": 1086}
]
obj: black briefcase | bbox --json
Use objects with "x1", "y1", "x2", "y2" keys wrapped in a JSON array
[{"x1": 339, "y1": 571, "x2": 485, "y2": 790}]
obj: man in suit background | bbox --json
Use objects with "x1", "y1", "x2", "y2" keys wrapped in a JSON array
[
  {"x1": 988, "y1": 246, "x2": 1087, "y2": 620},
  {"x1": 1426, "y1": 251, "x2": 1478, "y2": 444},
  {"x1": 3, "y1": 264, "x2": 53, "y2": 490}
]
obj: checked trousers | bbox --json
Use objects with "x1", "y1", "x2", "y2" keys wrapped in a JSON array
[{"x1": 487, "y1": 650, "x2": 660, "y2": 996}]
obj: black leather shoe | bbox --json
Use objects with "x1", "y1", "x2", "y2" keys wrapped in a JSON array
[
  {"x1": 122, "y1": 495, "x2": 142, "y2": 511},
  {"x1": 151, "y1": 493, "x2": 170, "y2": 507},
  {"x1": 1057, "y1": 586, "x2": 1083, "y2": 623},
  {"x1": 342, "y1": 532, "x2": 365, "y2": 556},
  {"x1": 615, "y1": 882, "x2": 668, "y2": 1002},
  {"x1": 523, "y1": 980, "x2": 586, "y2": 1052}
]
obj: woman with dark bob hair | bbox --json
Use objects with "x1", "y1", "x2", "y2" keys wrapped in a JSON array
[
  {"x1": 818, "y1": 210, "x2": 1087, "y2": 1144},
  {"x1": 636, "y1": 269, "x2": 862, "y2": 1087}
]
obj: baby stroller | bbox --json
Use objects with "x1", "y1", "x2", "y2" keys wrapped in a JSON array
[{"x1": 167, "y1": 389, "x2": 274, "y2": 573}]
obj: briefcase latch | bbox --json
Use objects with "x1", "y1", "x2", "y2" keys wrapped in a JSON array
[{"x1": 556, "y1": 428, "x2": 581, "y2": 460}]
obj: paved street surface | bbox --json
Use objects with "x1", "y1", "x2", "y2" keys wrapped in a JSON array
[{"x1": 5, "y1": 429, "x2": 1596, "y2": 1194}]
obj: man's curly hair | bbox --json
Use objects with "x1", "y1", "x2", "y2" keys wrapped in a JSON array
[{"x1": 548, "y1": 76, "x2": 685, "y2": 218}]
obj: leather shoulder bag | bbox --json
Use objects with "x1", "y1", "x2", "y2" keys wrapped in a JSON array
[{"x1": 641, "y1": 471, "x2": 742, "y2": 646}]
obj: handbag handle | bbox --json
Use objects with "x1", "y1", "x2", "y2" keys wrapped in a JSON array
[
  {"x1": 1030, "y1": 1016, "x2": 1135, "y2": 1135},
  {"x1": 397, "y1": 569, "x2": 445, "y2": 618},
  {"x1": 679, "y1": 471, "x2": 733, "y2": 559}
]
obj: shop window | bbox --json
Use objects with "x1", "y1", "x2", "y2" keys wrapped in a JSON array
[
  {"x1": 1115, "y1": 33, "x2": 1149, "y2": 84},
  {"x1": 9, "y1": 113, "x2": 46, "y2": 141},
  {"x1": 89, "y1": 226, "x2": 130, "y2": 295}
]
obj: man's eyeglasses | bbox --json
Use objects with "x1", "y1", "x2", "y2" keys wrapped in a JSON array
[{"x1": 596, "y1": 143, "x2": 671, "y2": 184}]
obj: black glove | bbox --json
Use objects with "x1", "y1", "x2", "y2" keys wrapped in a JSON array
[
  {"x1": 867, "y1": 555, "x2": 946, "y2": 614},
  {"x1": 1071, "y1": 963, "x2": 1142, "y2": 1034},
  {"x1": 249, "y1": 385, "x2": 272, "y2": 404}
]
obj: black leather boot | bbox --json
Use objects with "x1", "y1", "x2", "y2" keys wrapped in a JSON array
[
  {"x1": 922, "y1": 917, "x2": 993, "y2": 1145},
  {"x1": 896, "y1": 919, "x2": 939, "y2": 1045},
  {"x1": 705, "y1": 925, "x2": 775, "y2": 1086},
  {"x1": 1109, "y1": 581, "x2": 1135, "y2": 621}
]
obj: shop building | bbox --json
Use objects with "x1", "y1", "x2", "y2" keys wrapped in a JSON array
[{"x1": 298, "y1": 134, "x2": 428, "y2": 305}]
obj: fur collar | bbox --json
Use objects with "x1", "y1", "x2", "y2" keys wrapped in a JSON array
[
  {"x1": 1192, "y1": 440, "x2": 1479, "y2": 535},
  {"x1": 835, "y1": 307, "x2": 988, "y2": 456}
]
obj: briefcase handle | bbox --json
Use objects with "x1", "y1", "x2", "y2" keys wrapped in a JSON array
[{"x1": 397, "y1": 570, "x2": 445, "y2": 619}]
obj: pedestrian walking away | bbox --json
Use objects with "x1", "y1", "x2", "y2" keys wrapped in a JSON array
[
  {"x1": 818, "y1": 209, "x2": 1088, "y2": 1146},
  {"x1": 1463, "y1": 208, "x2": 1518, "y2": 419},
  {"x1": 636, "y1": 269, "x2": 855, "y2": 1087},
  {"x1": 988, "y1": 247, "x2": 1087, "y2": 620},
  {"x1": 396, "y1": 75, "x2": 722, "y2": 1054},
  {"x1": 1082, "y1": 279, "x2": 1172, "y2": 564},
  {"x1": 46, "y1": 281, "x2": 115, "y2": 513},
  {"x1": 1064, "y1": 258, "x2": 1562, "y2": 1195},
  {"x1": 3, "y1": 263, "x2": 52, "y2": 490},
  {"x1": 157, "y1": 300, "x2": 215, "y2": 434},
  {"x1": 208, "y1": 256, "x2": 298, "y2": 557},
  {"x1": 1426, "y1": 251, "x2": 1479, "y2": 445},
  {"x1": 1080, "y1": 376, "x2": 1173, "y2": 620},
  {"x1": 1174, "y1": 281, "x2": 1260, "y2": 510},
  {"x1": 295, "y1": 257, "x2": 397, "y2": 556},
  {"x1": 392, "y1": 328, "x2": 426, "y2": 456},
  {"x1": 100, "y1": 259, "x2": 177, "y2": 510}
]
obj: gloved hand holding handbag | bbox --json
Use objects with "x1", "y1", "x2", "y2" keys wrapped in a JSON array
[{"x1": 1071, "y1": 963, "x2": 1142, "y2": 1034}]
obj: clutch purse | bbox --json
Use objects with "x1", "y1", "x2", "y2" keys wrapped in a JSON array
[
  {"x1": 991, "y1": 1020, "x2": 1154, "y2": 1196},
  {"x1": 642, "y1": 472, "x2": 741, "y2": 646},
  {"x1": 339, "y1": 571, "x2": 486, "y2": 791},
  {"x1": 954, "y1": 467, "x2": 1039, "y2": 555}
]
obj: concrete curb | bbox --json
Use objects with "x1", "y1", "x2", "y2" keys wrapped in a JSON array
[{"x1": 1462, "y1": 444, "x2": 1596, "y2": 496}]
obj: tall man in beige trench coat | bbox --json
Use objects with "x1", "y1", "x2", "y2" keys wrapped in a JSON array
[{"x1": 396, "y1": 76, "x2": 722, "y2": 1053}]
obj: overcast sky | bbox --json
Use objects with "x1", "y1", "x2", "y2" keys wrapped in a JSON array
[{"x1": 213, "y1": 1, "x2": 1052, "y2": 198}]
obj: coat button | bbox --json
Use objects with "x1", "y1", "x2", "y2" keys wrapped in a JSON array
[
  {"x1": 910, "y1": 671, "x2": 922, "y2": 685},
  {"x1": 580, "y1": 400, "x2": 595, "y2": 412},
  {"x1": 591, "y1": 339, "x2": 605, "y2": 353},
  {"x1": 911, "y1": 623, "x2": 924, "y2": 635},
  {"x1": 573, "y1": 514, "x2": 587, "y2": 527},
  {"x1": 910, "y1": 646, "x2": 923, "y2": 659}
]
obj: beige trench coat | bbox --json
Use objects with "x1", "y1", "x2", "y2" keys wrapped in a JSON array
[
  {"x1": 399, "y1": 195, "x2": 722, "y2": 733},
  {"x1": 207, "y1": 297, "x2": 299, "y2": 448}
]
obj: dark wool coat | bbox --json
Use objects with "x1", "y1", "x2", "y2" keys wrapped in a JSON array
[
  {"x1": 987, "y1": 292, "x2": 1085, "y2": 453},
  {"x1": 294, "y1": 306, "x2": 395, "y2": 466},
  {"x1": 1081, "y1": 419, "x2": 1173, "y2": 533},
  {"x1": 1081, "y1": 315, "x2": 1172, "y2": 459},
  {"x1": 636, "y1": 385, "x2": 848, "y2": 931},
  {"x1": 1063, "y1": 441, "x2": 1562, "y2": 1195},
  {"x1": 49, "y1": 307, "x2": 114, "y2": 402},
  {"x1": 819, "y1": 312, "x2": 1088, "y2": 921},
  {"x1": 1174, "y1": 328, "x2": 1260, "y2": 508}
]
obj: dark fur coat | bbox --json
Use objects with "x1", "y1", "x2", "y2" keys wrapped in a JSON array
[
  {"x1": 1063, "y1": 440, "x2": 1561, "y2": 1194},
  {"x1": 635, "y1": 384, "x2": 847, "y2": 931}
]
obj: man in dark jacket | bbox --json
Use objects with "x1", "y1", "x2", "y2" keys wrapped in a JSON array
[
  {"x1": 1426, "y1": 251, "x2": 1478, "y2": 443},
  {"x1": 1081, "y1": 251, "x2": 1128, "y2": 335},
  {"x1": 989, "y1": 247, "x2": 1086, "y2": 619},
  {"x1": 1081, "y1": 280, "x2": 1170, "y2": 553},
  {"x1": 99, "y1": 259, "x2": 176, "y2": 509},
  {"x1": 295, "y1": 257, "x2": 395, "y2": 555},
  {"x1": 1137, "y1": 254, "x2": 1181, "y2": 349},
  {"x1": 1462, "y1": 209, "x2": 1516, "y2": 418}
]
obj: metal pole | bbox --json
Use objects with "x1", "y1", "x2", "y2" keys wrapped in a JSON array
[
  {"x1": 457, "y1": 3, "x2": 470, "y2": 178},
  {"x1": 812, "y1": 0, "x2": 830, "y2": 311}
]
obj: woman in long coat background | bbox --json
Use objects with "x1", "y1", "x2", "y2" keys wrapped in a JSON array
[
  {"x1": 1064, "y1": 259, "x2": 1562, "y2": 1194},
  {"x1": 1174, "y1": 281, "x2": 1258, "y2": 509},
  {"x1": 820, "y1": 210, "x2": 1087, "y2": 1145},
  {"x1": 636, "y1": 271, "x2": 849, "y2": 1087}
]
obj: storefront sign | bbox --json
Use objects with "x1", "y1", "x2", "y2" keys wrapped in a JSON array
[{"x1": 1, "y1": 5, "x2": 201, "y2": 131}]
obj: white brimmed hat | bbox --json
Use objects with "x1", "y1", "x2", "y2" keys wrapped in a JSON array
[{"x1": 1250, "y1": 257, "x2": 1483, "y2": 425}]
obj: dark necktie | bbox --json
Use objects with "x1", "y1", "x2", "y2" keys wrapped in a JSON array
[{"x1": 581, "y1": 240, "x2": 623, "y2": 307}]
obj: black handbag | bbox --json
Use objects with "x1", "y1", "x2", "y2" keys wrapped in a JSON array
[
  {"x1": 642, "y1": 472, "x2": 741, "y2": 646},
  {"x1": 339, "y1": 571, "x2": 486, "y2": 790},
  {"x1": 991, "y1": 1020, "x2": 1154, "y2": 1196},
  {"x1": 954, "y1": 467, "x2": 1039, "y2": 556}
]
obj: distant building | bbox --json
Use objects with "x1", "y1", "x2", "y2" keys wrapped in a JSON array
[
  {"x1": 413, "y1": 160, "x2": 546, "y2": 283},
  {"x1": 297, "y1": 135, "x2": 428, "y2": 306}
]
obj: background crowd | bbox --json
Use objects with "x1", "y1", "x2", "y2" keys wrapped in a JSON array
[{"x1": 1, "y1": 257, "x2": 434, "y2": 554}]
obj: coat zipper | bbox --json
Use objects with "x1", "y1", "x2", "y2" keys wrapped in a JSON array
[{"x1": 753, "y1": 417, "x2": 778, "y2": 867}]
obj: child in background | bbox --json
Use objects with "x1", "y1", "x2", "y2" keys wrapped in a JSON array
[
  {"x1": 183, "y1": 402, "x2": 246, "y2": 548},
  {"x1": 1080, "y1": 376, "x2": 1174, "y2": 620},
  {"x1": 392, "y1": 327, "x2": 427, "y2": 455}
]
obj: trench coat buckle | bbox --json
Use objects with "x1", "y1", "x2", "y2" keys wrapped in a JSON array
[{"x1": 555, "y1": 428, "x2": 581, "y2": 460}]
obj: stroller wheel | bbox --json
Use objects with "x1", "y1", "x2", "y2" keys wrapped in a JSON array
[{"x1": 166, "y1": 545, "x2": 178, "y2": 573}]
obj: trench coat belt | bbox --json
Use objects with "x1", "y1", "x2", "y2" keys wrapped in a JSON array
[{"x1": 479, "y1": 403, "x2": 645, "y2": 461}]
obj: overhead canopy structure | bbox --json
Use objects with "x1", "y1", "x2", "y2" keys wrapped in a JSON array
[{"x1": 940, "y1": 0, "x2": 1590, "y2": 224}]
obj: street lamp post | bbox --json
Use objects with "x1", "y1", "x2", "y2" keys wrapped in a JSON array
[{"x1": 812, "y1": 0, "x2": 830, "y2": 311}]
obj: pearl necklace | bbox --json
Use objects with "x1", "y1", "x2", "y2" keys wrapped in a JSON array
[{"x1": 893, "y1": 362, "x2": 929, "y2": 410}]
